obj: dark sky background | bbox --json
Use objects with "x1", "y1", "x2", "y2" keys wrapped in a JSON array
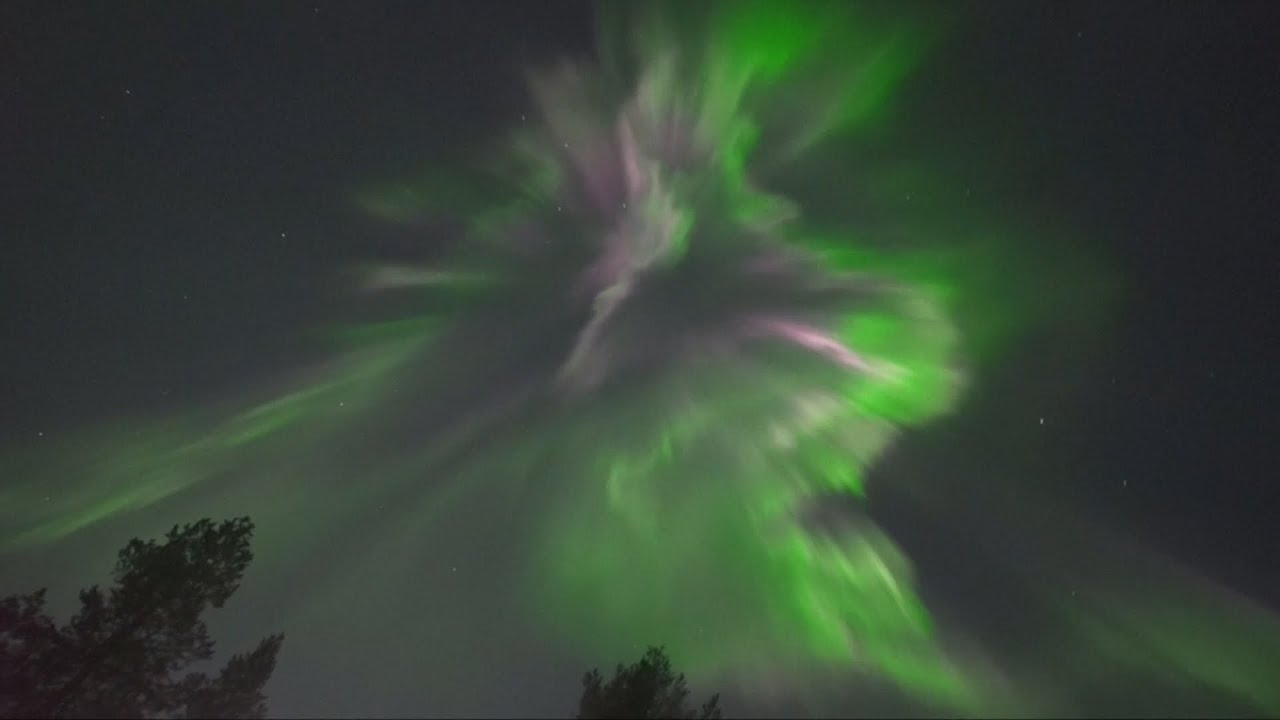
[{"x1": 3, "y1": 1, "x2": 1279, "y2": 716}]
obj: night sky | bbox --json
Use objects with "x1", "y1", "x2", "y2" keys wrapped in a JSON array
[{"x1": 3, "y1": 2, "x2": 1279, "y2": 717}]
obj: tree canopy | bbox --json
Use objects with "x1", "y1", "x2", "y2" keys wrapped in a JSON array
[
  {"x1": 0, "y1": 517, "x2": 282, "y2": 719},
  {"x1": 576, "y1": 646, "x2": 723, "y2": 719}
]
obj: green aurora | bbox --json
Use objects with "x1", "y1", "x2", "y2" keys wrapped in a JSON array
[{"x1": 4, "y1": 3, "x2": 1280, "y2": 717}]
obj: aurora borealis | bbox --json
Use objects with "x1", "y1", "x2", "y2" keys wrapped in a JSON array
[{"x1": 4, "y1": 1, "x2": 1280, "y2": 717}]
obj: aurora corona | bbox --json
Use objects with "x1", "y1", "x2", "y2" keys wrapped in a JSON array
[
  {"x1": 5, "y1": 3, "x2": 1280, "y2": 718},
  {"x1": 355, "y1": 1, "x2": 971, "y2": 704}
]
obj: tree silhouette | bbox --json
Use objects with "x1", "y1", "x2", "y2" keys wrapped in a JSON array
[
  {"x1": 0, "y1": 517, "x2": 283, "y2": 719},
  {"x1": 576, "y1": 646, "x2": 722, "y2": 719}
]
